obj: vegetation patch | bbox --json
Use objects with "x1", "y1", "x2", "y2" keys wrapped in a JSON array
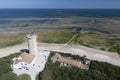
[
  {"x1": 0, "y1": 33, "x2": 26, "y2": 48},
  {"x1": 37, "y1": 30, "x2": 73, "y2": 43},
  {"x1": 0, "y1": 29, "x2": 119, "y2": 53},
  {"x1": 0, "y1": 52, "x2": 32, "y2": 80},
  {"x1": 17, "y1": 74, "x2": 31, "y2": 80},
  {"x1": 77, "y1": 31, "x2": 120, "y2": 53},
  {"x1": 0, "y1": 72, "x2": 17, "y2": 80},
  {"x1": 0, "y1": 53, "x2": 20, "y2": 80}
]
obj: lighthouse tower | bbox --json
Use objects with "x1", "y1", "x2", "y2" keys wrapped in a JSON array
[{"x1": 26, "y1": 32, "x2": 38, "y2": 56}]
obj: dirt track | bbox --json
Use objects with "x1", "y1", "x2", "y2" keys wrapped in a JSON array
[{"x1": 0, "y1": 42, "x2": 120, "y2": 66}]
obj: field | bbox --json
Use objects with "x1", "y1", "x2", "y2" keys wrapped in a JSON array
[
  {"x1": 0, "y1": 29, "x2": 119, "y2": 53},
  {"x1": 0, "y1": 33, "x2": 26, "y2": 48},
  {"x1": 79, "y1": 31, "x2": 120, "y2": 52},
  {"x1": 37, "y1": 30, "x2": 73, "y2": 43},
  {"x1": 0, "y1": 30, "x2": 73, "y2": 47}
]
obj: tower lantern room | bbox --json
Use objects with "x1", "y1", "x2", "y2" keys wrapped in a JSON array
[{"x1": 26, "y1": 32, "x2": 38, "y2": 56}]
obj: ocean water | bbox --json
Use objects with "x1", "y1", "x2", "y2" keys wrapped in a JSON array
[
  {"x1": 0, "y1": 9, "x2": 120, "y2": 18},
  {"x1": 0, "y1": 9, "x2": 120, "y2": 28}
]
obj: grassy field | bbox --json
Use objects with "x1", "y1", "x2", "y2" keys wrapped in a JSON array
[
  {"x1": 0, "y1": 29, "x2": 119, "y2": 52},
  {"x1": 37, "y1": 30, "x2": 73, "y2": 43},
  {"x1": 0, "y1": 33, "x2": 26, "y2": 48},
  {"x1": 0, "y1": 29, "x2": 73, "y2": 48},
  {"x1": 78, "y1": 31, "x2": 120, "y2": 52}
]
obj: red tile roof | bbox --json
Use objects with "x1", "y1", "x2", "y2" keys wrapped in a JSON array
[
  {"x1": 51, "y1": 53, "x2": 90, "y2": 69},
  {"x1": 15, "y1": 53, "x2": 36, "y2": 64}
]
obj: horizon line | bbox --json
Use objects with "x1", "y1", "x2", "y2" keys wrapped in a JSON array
[{"x1": 0, "y1": 8, "x2": 120, "y2": 9}]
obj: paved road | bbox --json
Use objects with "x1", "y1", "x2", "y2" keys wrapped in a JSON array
[
  {"x1": 0, "y1": 42, "x2": 120, "y2": 66},
  {"x1": 0, "y1": 43, "x2": 27, "y2": 58}
]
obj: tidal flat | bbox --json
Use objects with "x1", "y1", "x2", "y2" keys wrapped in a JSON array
[{"x1": 0, "y1": 17, "x2": 120, "y2": 52}]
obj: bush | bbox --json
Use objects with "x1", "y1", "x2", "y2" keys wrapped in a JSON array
[
  {"x1": 0, "y1": 53, "x2": 20, "y2": 76},
  {"x1": 0, "y1": 53, "x2": 20, "y2": 80},
  {"x1": 109, "y1": 45, "x2": 117, "y2": 52},
  {"x1": 100, "y1": 47, "x2": 105, "y2": 51}
]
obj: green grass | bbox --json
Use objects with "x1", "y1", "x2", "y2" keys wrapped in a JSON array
[
  {"x1": 36, "y1": 75, "x2": 39, "y2": 80},
  {"x1": 0, "y1": 72, "x2": 17, "y2": 80},
  {"x1": 0, "y1": 29, "x2": 119, "y2": 53},
  {"x1": 78, "y1": 31, "x2": 120, "y2": 52},
  {"x1": 17, "y1": 74, "x2": 31, "y2": 80},
  {"x1": 37, "y1": 30, "x2": 73, "y2": 43},
  {"x1": 0, "y1": 53, "x2": 20, "y2": 80},
  {"x1": 0, "y1": 33, "x2": 26, "y2": 48},
  {"x1": 0, "y1": 30, "x2": 73, "y2": 47}
]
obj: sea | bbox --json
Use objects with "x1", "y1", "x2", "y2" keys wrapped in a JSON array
[
  {"x1": 0, "y1": 9, "x2": 120, "y2": 18},
  {"x1": 0, "y1": 9, "x2": 120, "y2": 29}
]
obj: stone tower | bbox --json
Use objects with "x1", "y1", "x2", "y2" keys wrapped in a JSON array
[{"x1": 26, "y1": 32, "x2": 38, "y2": 56}]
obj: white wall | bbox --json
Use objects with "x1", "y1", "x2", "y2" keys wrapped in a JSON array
[
  {"x1": 12, "y1": 62, "x2": 30, "y2": 69},
  {"x1": 27, "y1": 34, "x2": 38, "y2": 56}
]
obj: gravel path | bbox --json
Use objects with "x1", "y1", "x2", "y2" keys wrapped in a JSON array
[
  {"x1": 0, "y1": 42, "x2": 120, "y2": 67},
  {"x1": 38, "y1": 43, "x2": 120, "y2": 66}
]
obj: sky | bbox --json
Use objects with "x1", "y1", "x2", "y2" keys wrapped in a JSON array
[{"x1": 0, "y1": 0, "x2": 120, "y2": 9}]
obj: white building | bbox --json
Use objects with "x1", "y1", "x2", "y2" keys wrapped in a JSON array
[
  {"x1": 12, "y1": 53, "x2": 36, "y2": 69},
  {"x1": 26, "y1": 32, "x2": 38, "y2": 56},
  {"x1": 11, "y1": 32, "x2": 38, "y2": 69}
]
